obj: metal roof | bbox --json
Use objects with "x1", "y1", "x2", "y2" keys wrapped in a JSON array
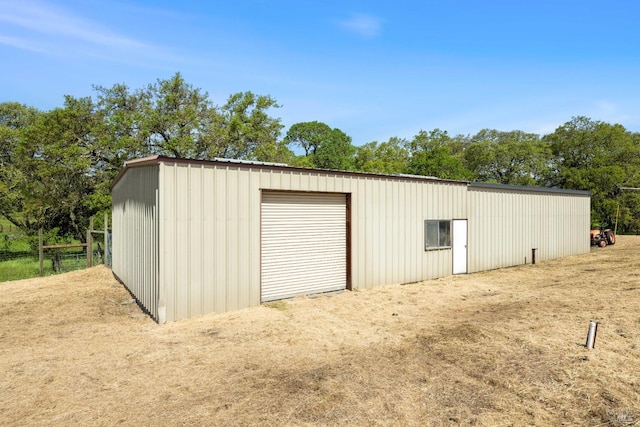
[
  {"x1": 468, "y1": 181, "x2": 590, "y2": 196},
  {"x1": 111, "y1": 155, "x2": 590, "y2": 196}
]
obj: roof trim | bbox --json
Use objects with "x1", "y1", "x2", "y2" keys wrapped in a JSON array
[
  {"x1": 123, "y1": 155, "x2": 161, "y2": 166},
  {"x1": 212, "y1": 157, "x2": 289, "y2": 167},
  {"x1": 111, "y1": 156, "x2": 591, "y2": 197},
  {"x1": 155, "y1": 156, "x2": 468, "y2": 185},
  {"x1": 111, "y1": 155, "x2": 467, "y2": 189},
  {"x1": 468, "y1": 181, "x2": 590, "y2": 196},
  {"x1": 110, "y1": 155, "x2": 161, "y2": 190}
]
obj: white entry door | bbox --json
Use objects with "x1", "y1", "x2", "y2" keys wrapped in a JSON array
[{"x1": 452, "y1": 219, "x2": 468, "y2": 274}]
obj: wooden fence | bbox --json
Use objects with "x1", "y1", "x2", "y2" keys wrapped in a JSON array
[{"x1": 38, "y1": 213, "x2": 110, "y2": 276}]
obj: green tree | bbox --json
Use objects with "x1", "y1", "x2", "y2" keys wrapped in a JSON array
[
  {"x1": 0, "y1": 102, "x2": 40, "y2": 229},
  {"x1": 1, "y1": 97, "x2": 105, "y2": 240},
  {"x1": 95, "y1": 74, "x2": 288, "y2": 162},
  {"x1": 284, "y1": 121, "x2": 331, "y2": 157},
  {"x1": 217, "y1": 91, "x2": 287, "y2": 162},
  {"x1": 285, "y1": 121, "x2": 356, "y2": 170},
  {"x1": 617, "y1": 191, "x2": 640, "y2": 234},
  {"x1": 2, "y1": 75, "x2": 294, "y2": 241},
  {"x1": 464, "y1": 129, "x2": 551, "y2": 186},
  {"x1": 314, "y1": 128, "x2": 355, "y2": 170},
  {"x1": 0, "y1": 103, "x2": 39, "y2": 167},
  {"x1": 405, "y1": 129, "x2": 472, "y2": 180},
  {"x1": 145, "y1": 73, "x2": 214, "y2": 158},
  {"x1": 545, "y1": 117, "x2": 640, "y2": 230},
  {"x1": 94, "y1": 82, "x2": 157, "y2": 163},
  {"x1": 96, "y1": 73, "x2": 220, "y2": 159},
  {"x1": 354, "y1": 137, "x2": 409, "y2": 174}
]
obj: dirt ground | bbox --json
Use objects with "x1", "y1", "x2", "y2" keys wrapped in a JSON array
[{"x1": 1, "y1": 237, "x2": 639, "y2": 426}]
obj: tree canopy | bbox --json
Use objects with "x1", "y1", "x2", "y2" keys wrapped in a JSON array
[
  {"x1": 545, "y1": 117, "x2": 640, "y2": 229},
  {"x1": 464, "y1": 129, "x2": 550, "y2": 186},
  {"x1": 1, "y1": 73, "x2": 289, "y2": 240},
  {"x1": 354, "y1": 137, "x2": 409, "y2": 175},
  {"x1": 405, "y1": 129, "x2": 472, "y2": 180},
  {"x1": 3, "y1": 73, "x2": 640, "y2": 239},
  {"x1": 285, "y1": 121, "x2": 356, "y2": 170}
]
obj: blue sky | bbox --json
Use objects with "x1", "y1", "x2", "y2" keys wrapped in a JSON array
[{"x1": 1, "y1": 0, "x2": 639, "y2": 146}]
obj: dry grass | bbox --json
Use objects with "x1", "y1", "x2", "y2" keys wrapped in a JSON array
[{"x1": 2, "y1": 237, "x2": 640, "y2": 426}]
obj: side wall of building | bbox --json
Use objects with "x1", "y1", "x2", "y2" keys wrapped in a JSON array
[
  {"x1": 112, "y1": 165, "x2": 160, "y2": 320},
  {"x1": 157, "y1": 161, "x2": 468, "y2": 321},
  {"x1": 113, "y1": 159, "x2": 590, "y2": 323},
  {"x1": 467, "y1": 187, "x2": 591, "y2": 272}
]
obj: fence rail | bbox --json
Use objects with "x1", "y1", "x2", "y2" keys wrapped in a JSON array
[
  {"x1": 38, "y1": 214, "x2": 111, "y2": 276},
  {"x1": 0, "y1": 213, "x2": 111, "y2": 282},
  {"x1": 42, "y1": 243, "x2": 89, "y2": 249}
]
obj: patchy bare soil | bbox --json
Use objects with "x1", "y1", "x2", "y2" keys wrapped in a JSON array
[{"x1": 1, "y1": 237, "x2": 640, "y2": 426}]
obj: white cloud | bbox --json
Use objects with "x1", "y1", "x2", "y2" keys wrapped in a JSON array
[
  {"x1": 339, "y1": 14, "x2": 382, "y2": 38},
  {"x1": 594, "y1": 100, "x2": 617, "y2": 114},
  {"x1": 591, "y1": 100, "x2": 631, "y2": 124},
  {"x1": 0, "y1": 0, "x2": 146, "y2": 49},
  {"x1": 0, "y1": 0, "x2": 184, "y2": 67},
  {"x1": 0, "y1": 34, "x2": 48, "y2": 53}
]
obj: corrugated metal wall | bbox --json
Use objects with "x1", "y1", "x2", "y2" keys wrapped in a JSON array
[
  {"x1": 349, "y1": 176, "x2": 468, "y2": 287},
  {"x1": 158, "y1": 162, "x2": 260, "y2": 322},
  {"x1": 467, "y1": 187, "x2": 590, "y2": 272},
  {"x1": 113, "y1": 158, "x2": 590, "y2": 322},
  {"x1": 112, "y1": 165, "x2": 160, "y2": 320},
  {"x1": 157, "y1": 161, "x2": 468, "y2": 321}
]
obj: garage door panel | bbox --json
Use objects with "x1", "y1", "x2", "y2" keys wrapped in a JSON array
[
  {"x1": 262, "y1": 233, "x2": 345, "y2": 242},
  {"x1": 262, "y1": 259, "x2": 346, "y2": 270},
  {"x1": 262, "y1": 254, "x2": 346, "y2": 266},
  {"x1": 261, "y1": 240, "x2": 346, "y2": 252},
  {"x1": 261, "y1": 191, "x2": 347, "y2": 302}
]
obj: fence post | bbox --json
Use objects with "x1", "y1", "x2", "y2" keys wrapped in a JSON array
[
  {"x1": 104, "y1": 212, "x2": 108, "y2": 267},
  {"x1": 39, "y1": 228, "x2": 44, "y2": 276},
  {"x1": 86, "y1": 229, "x2": 91, "y2": 268},
  {"x1": 87, "y1": 217, "x2": 93, "y2": 268}
]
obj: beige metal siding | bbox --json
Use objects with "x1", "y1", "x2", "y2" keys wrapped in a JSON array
[
  {"x1": 261, "y1": 191, "x2": 347, "y2": 301},
  {"x1": 351, "y1": 178, "x2": 468, "y2": 287},
  {"x1": 159, "y1": 163, "x2": 260, "y2": 322},
  {"x1": 467, "y1": 188, "x2": 590, "y2": 272},
  {"x1": 111, "y1": 165, "x2": 160, "y2": 320},
  {"x1": 114, "y1": 157, "x2": 590, "y2": 322},
  {"x1": 155, "y1": 162, "x2": 471, "y2": 321}
]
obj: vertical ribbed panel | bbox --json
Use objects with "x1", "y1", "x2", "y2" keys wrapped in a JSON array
[
  {"x1": 114, "y1": 158, "x2": 590, "y2": 321},
  {"x1": 466, "y1": 188, "x2": 590, "y2": 273},
  {"x1": 261, "y1": 191, "x2": 347, "y2": 301},
  {"x1": 159, "y1": 163, "x2": 261, "y2": 322},
  {"x1": 112, "y1": 165, "x2": 159, "y2": 320}
]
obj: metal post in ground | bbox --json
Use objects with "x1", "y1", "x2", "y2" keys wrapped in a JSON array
[
  {"x1": 586, "y1": 321, "x2": 599, "y2": 349},
  {"x1": 39, "y1": 228, "x2": 44, "y2": 276},
  {"x1": 104, "y1": 212, "x2": 108, "y2": 266},
  {"x1": 86, "y1": 217, "x2": 93, "y2": 268}
]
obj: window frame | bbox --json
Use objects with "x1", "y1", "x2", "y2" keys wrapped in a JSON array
[{"x1": 424, "y1": 219, "x2": 452, "y2": 250}]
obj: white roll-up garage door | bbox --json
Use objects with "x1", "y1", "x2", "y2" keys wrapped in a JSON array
[{"x1": 261, "y1": 191, "x2": 347, "y2": 302}]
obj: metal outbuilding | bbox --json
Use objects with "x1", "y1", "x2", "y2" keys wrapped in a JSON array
[{"x1": 111, "y1": 156, "x2": 590, "y2": 323}]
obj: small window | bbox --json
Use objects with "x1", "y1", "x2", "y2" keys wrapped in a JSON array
[{"x1": 425, "y1": 220, "x2": 451, "y2": 250}]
